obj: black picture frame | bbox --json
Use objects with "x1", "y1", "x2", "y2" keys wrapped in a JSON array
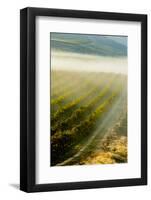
[{"x1": 20, "y1": 7, "x2": 147, "y2": 192}]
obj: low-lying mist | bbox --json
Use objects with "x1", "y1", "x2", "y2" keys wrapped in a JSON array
[{"x1": 51, "y1": 50, "x2": 128, "y2": 74}]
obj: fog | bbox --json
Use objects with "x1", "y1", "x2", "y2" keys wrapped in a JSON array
[{"x1": 51, "y1": 50, "x2": 128, "y2": 74}]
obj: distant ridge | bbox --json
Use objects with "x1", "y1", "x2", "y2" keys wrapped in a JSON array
[{"x1": 51, "y1": 33, "x2": 127, "y2": 57}]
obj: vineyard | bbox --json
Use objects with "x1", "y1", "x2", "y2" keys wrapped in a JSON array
[{"x1": 50, "y1": 70, "x2": 127, "y2": 166}]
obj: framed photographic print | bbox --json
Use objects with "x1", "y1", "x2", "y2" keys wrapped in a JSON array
[{"x1": 20, "y1": 7, "x2": 147, "y2": 192}]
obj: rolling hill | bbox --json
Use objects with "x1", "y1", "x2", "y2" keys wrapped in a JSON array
[{"x1": 50, "y1": 33, "x2": 127, "y2": 57}]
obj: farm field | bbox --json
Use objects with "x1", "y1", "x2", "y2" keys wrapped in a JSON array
[{"x1": 50, "y1": 70, "x2": 127, "y2": 166}]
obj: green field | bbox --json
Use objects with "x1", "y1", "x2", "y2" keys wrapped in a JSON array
[{"x1": 50, "y1": 70, "x2": 127, "y2": 166}]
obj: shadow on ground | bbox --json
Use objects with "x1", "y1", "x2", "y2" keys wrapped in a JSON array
[{"x1": 9, "y1": 183, "x2": 19, "y2": 190}]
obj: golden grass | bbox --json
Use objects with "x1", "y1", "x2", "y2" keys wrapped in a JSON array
[{"x1": 80, "y1": 133, "x2": 127, "y2": 165}]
